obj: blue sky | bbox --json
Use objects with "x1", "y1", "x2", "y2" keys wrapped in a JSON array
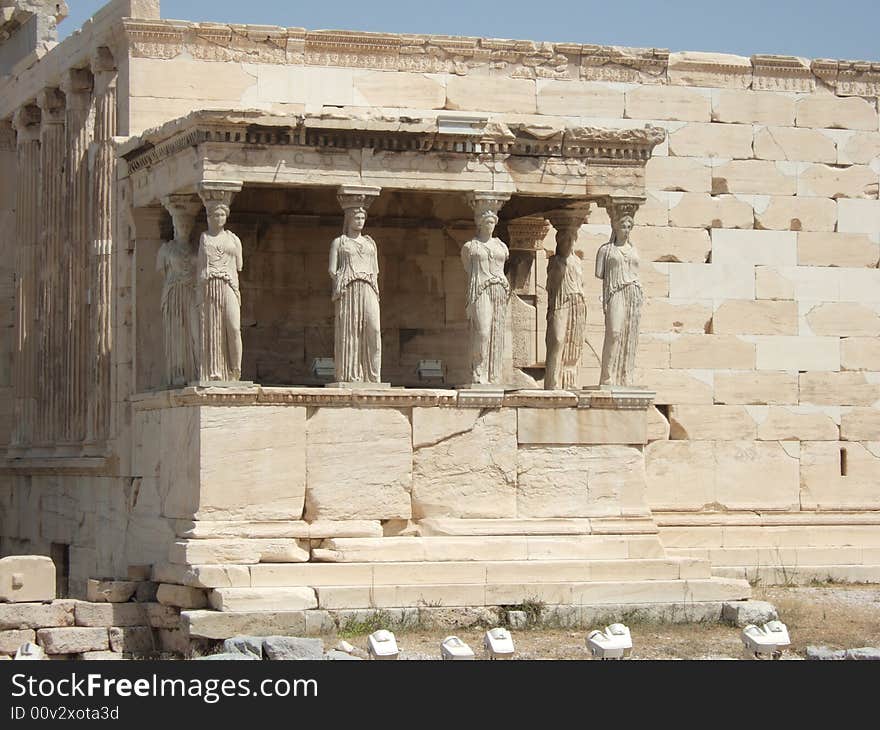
[{"x1": 60, "y1": 0, "x2": 879, "y2": 61}]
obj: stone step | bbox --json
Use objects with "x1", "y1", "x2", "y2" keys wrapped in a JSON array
[
  {"x1": 245, "y1": 558, "x2": 711, "y2": 588},
  {"x1": 668, "y1": 545, "x2": 880, "y2": 567},
  {"x1": 314, "y1": 535, "x2": 666, "y2": 563},
  {"x1": 215, "y1": 577, "x2": 749, "y2": 611},
  {"x1": 660, "y1": 524, "x2": 880, "y2": 549},
  {"x1": 419, "y1": 517, "x2": 658, "y2": 536},
  {"x1": 714, "y1": 564, "x2": 880, "y2": 585}
]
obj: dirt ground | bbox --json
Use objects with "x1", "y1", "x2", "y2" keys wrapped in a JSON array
[{"x1": 339, "y1": 584, "x2": 880, "y2": 660}]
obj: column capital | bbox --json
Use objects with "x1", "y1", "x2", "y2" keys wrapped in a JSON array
[
  {"x1": 336, "y1": 184, "x2": 381, "y2": 211},
  {"x1": 465, "y1": 191, "x2": 511, "y2": 220},
  {"x1": 506, "y1": 216, "x2": 551, "y2": 251},
  {"x1": 602, "y1": 195, "x2": 646, "y2": 223},
  {"x1": 198, "y1": 180, "x2": 243, "y2": 210},
  {"x1": 60, "y1": 68, "x2": 94, "y2": 109},
  {"x1": 36, "y1": 87, "x2": 66, "y2": 125},
  {"x1": 546, "y1": 203, "x2": 592, "y2": 233},
  {"x1": 91, "y1": 46, "x2": 117, "y2": 75},
  {"x1": 0, "y1": 119, "x2": 15, "y2": 151},
  {"x1": 12, "y1": 105, "x2": 41, "y2": 142}
]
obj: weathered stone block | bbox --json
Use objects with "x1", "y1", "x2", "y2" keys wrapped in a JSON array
[
  {"x1": 516, "y1": 445, "x2": 646, "y2": 518},
  {"x1": 536, "y1": 80, "x2": 624, "y2": 117},
  {"x1": 86, "y1": 580, "x2": 138, "y2": 604},
  {"x1": 668, "y1": 122, "x2": 753, "y2": 159},
  {"x1": 799, "y1": 164, "x2": 878, "y2": 200},
  {"x1": 838, "y1": 200, "x2": 880, "y2": 234},
  {"x1": 798, "y1": 232, "x2": 879, "y2": 268},
  {"x1": 800, "y1": 372, "x2": 880, "y2": 406},
  {"x1": 156, "y1": 584, "x2": 208, "y2": 609},
  {"x1": 37, "y1": 627, "x2": 109, "y2": 655},
  {"x1": 182, "y1": 610, "x2": 308, "y2": 640},
  {"x1": 646, "y1": 157, "x2": 712, "y2": 192},
  {"x1": 639, "y1": 369, "x2": 715, "y2": 405},
  {"x1": 754, "y1": 196, "x2": 837, "y2": 232},
  {"x1": 446, "y1": 76, "x2": 536, "y2": 114},
  {"x1": 722, "y1": 600, "x2": 778, "y2": 627},
  {"x1": 751, "y1": 406, "x2": 840, "y2": 441},
  {"x1": 670, "y1": 335, "x2": 755, "y2": 369},
  {"x1": 209, "y1": 588, "x2": 317, "y2": 613},
  {"x1": 75, "y1": 602, "x2": 151, "y2": 628},
  {"x1": 668, "y1": 263, "x2": 755, "y2": 299},
  {"x1": 263, "y1": 636, "x2": 324, "y2": 661},
  {"x1": 805, "y1": 302, "x2": 880, "y2": 337},
  {"x1": 713, "y1": 160, "x2": 797, "y2": 196},
  {"x1": 668, "y1": 52, "x2": 752, "y2": 88},
  {"x1": 754, "y1": 127, "x2": 837, "y2": 163},
  {"x1": 517, "y1": 408, "x2": 647, "y2": 446},
  {"x1": 306, "y1": 408, "x2": 412, "y2": 521},
  {"x1": 796, "y1": 95, "x2": 879, "y2": 131},
  {"x1": 646, "y1": 441, "x2": 715, "y2": 510},
  {"x1": 669, "y1": 405, "x2": 757, "y2": 440},
  {"x1": 168, "y1": 539, "x2": 310, "y2": 565},
  {"x1": 712, "y1": 90, "x2": 796, "y2": 126},
  {"x1": 842, "y1": 337, "x2": 880, "y2": 371},
  {"x1": 840, "y1": 132, "x2": 880, "y2": 165},
  {"x1": 0, "y1": 602, "x2": 74, "y2": 630},
  {"x1": 714, "y1": 441, "x2": 800, "y2": 510},
  {"x1": 199, "y1": 406, "x2": 307, "y2": 521},
  {"x1": 714, "y1": 372, "x2": 799, "y2": 405},
  {"x1": 753, "y1": 336, "x2": 840, "y2": 371},
  {"x1": 109, "y1": 627, "x2": 156, "y2": 654},
  {"x1": 0, "y1": 629, "x2": 35, "y2": 655},
  {"x1": 841, "y1": 408, "x2": 880, "y2": 441},
  {"x1": 0, "y1": 556, "x2": 55, "y2": 603},
  {"x1": 712, "y1": 300, "x2": 798, "y2": 335},
  {"x1": 635, "y1": 226, "x2": 711, "y2": 263},
  {"x1": 353, "y1": 70, "x2": 445, "y2": 108},
  {"x1": 801, "y1": 441, "x2": 880, "y2": 509},
  {"x1": 668, "y1": 193, "x2": 754, "y2": 229},
  {"x1": 412, "y1": 408, "x2": 516, "y2": 519},
  {"x1": 626, "y1": 85, "x2": 711, "y2": 122},
  {"x1": 641, "y1": 299, "x2": 713, "y2": 334}
]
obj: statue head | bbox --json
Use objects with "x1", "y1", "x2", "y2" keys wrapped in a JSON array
[
  {"x1": 343, "y1": 206, "x2": 368, "y2": 236},
  {"x1": 475, "y1": 210, "x2": 499, "y2": 240},
  {"x1": 206, "y1": 201, "x2": 229, "y2": 235},
  {"x1": 608, "y1": 199, "x2": 640, "y2": 247}
]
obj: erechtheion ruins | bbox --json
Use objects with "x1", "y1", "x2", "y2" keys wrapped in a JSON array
[{"x1": 1, "y1": 0, "x2": 879, "y2": 640}]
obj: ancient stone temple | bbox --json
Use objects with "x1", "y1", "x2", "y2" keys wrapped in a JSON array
[{"x1": 1, "y1": 0, "x2": 879, "y2": 638}]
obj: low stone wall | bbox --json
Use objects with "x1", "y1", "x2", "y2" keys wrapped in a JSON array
[{"x1": 0, "y1": 578, "x2": 185, "y2": 659}]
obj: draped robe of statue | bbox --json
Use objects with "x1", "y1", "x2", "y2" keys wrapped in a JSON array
[
  {"x1": 461, "y1": 236, "x2": 509, "y2": 385},
  {"x1": 545, "y1": 252, "x2": 587, "y2": 390},
  {"x1": 156, "y1": 239, "x2": 197, "y2": 385},
  {"x1": 332, "y1": 234, "x2": 381, "y2": 383},
  {"x1": 596, "y1": 239, "x2": 643, "y2": 387},
  {"x1": 198, "y1": 229, "x2": 243, "y2": 381}
]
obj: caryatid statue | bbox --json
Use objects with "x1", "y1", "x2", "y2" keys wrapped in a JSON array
[
  {"x1": 461, "y1": 192, "x2": 512, "y2": 385},
  {"x1": 330, "y1": 186, "x2": 383, "y2": 384},
  {"x1": 544, "y1": 207, "x2": 590, "y2": 391},
  {"x1": 158, "y1": 195, "x2": 201, "y2": 386},
  {"x1": 197, "y1": 181, "x2": 244, "y2": 383},
  {"x1": 595, "y1": 197, "x2": 645, "y2": 387}
]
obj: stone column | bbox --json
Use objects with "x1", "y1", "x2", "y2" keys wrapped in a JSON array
[
  {"x1": 506, "y1": 216, "x2": 551, "y2": 373},
  {"x1": 36, "y1": 87, "x2": 66, "y2": 445},
  {"x1": 159, "y1": 194, "x2": 201, "y2": 386},
  {"x1": 196, "y1": 181, "x2": 243, "y2": 384},
  {"x1": 88, "y1": 47, "x2": 116, "y2": 444},
  {"x1": 544, "y1": 206, "x2": 591, "y2": 391},
  {"x1": 462, "y1": 191, "x2": 512, "y2": 386},
  {"x1": 61, "y1": 67, "x2": 94, "y2": 443},
  {"x1": 11, "y1": 106, "x2": 41, "y2": 446}
]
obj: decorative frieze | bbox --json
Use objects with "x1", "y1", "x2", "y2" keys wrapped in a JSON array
[
  {"x1": 580, "y1": 44, "x2": 669, "y2": 84},
  {"x1": 751, "y1": 55, "x2": 815, "y2": 93},
  {"x1": 836, "y1": 61, "x2": 880, "y2": 98}
]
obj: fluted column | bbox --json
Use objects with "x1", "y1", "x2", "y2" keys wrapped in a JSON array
[
  {"x1": 88, "y1": 47, "x2": 116, "y2": 444},
  {"x1": 36, "y1": 87, "x2": 66, "y2": 445},
  {"x1": 11, "y1": 106, "x2": 41, "y2": 446},
  {"x1": 61, "y1": 68, "x2": 94, "y2": 444}
]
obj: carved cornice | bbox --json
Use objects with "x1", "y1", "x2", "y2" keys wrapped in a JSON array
[
  {"x1": 836, "y1": 60, "x2": 880, "y2": 97},
  {"x1": 751, "y1": 54, "x2": 815, "y2": 93},
  {"x1": 580, "y1": 45, "x2": 669, "y2": 83},
  {"x1": 122, "y1": 110, "x2": 667, "y2": 175},
  {"x1": 130, "y1": 386, "x2": 629, "y2": 410}
]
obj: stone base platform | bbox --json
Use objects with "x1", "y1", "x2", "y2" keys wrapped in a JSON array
[{"x1": 658, "y1": 511, "x2": 880, "y2": 586}]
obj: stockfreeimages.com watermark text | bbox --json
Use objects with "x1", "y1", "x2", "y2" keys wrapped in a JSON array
[{"x1": 10, "y1": 672, "x2": 318, "y2": 706}]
